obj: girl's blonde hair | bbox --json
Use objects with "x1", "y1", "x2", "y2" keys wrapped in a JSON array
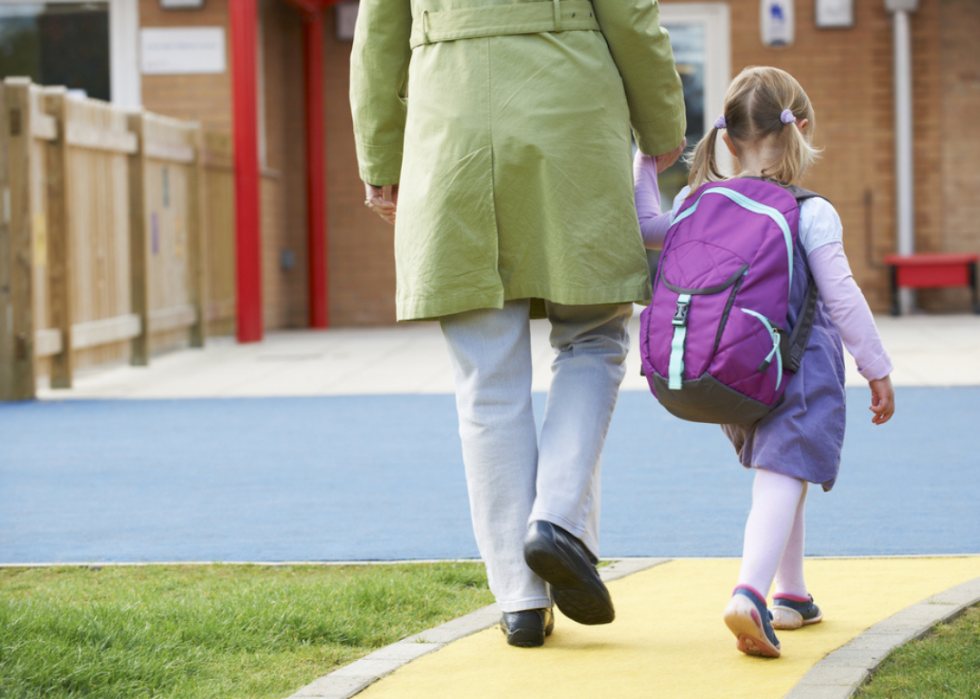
[{"x1": 687, "y1": 66, "x2": 821, "y2": 192}]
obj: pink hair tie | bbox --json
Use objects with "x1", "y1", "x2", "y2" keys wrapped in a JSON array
[
  {"x1": 780, "y1": 109, "x2": 796, "y2": 124},
  {"x1": 714, "y1": 115, "x2": 727, "y2": 129}
]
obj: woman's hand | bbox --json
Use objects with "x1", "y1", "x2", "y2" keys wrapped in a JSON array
[
  {"x1": 655, "y1": 137, "x2": 687, "y2": 173},
  {"x1": 364, "y1": 183, "x2": 398, "y2": 225},
  {"x1": 869, "y1": 375, "x2": 895, "y2": 425}
]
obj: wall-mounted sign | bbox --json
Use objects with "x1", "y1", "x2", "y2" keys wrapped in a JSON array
[
  {"x1": 760, "y1": 0, "x2": 794, "y2": 47},
  {"x1": 336, "y1": 3, "x2": 358, "y2": 42},
  {"x1": 160, "y1": 0, "x2": 205, "y2": 8},
  {"x1": 141, "y1": 27, "x2": 226, "y2": 75},
  {"x1": 883, "y1": 0, "x2": 918, "y2": 11},
  {"x1": 816, "y1": 0, "x2": 853, "y2": 27}
]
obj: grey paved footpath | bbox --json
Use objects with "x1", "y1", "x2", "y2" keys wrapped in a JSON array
[{"x1": 35, "y1": 313, "x2": 980, "y2": 399}]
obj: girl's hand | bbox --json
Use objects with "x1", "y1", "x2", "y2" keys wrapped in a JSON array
[
  {"x1": 868, "y1": 375, "x2": 895, "y2": 425},
  {"x1": 364, "y1": 183, "x2": 398, "y2": 225}
]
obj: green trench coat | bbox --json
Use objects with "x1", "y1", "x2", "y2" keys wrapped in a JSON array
[{"x1": 351, "y1": 0, "x2": 685, "y2": 321}]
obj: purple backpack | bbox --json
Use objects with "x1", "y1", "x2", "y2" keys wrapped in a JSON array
[{"x1": 639, "y1": 178, "x2": 820, "y2": 424}]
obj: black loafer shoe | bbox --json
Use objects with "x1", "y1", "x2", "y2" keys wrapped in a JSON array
[
  {"x1": 523, "y1": 520, "x2": 615, "y2": 625},
  {"x1": 500, "y1": 607, "x2": 555, "y2": 647}
]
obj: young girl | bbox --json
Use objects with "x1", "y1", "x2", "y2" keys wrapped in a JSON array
[{"x1": 635, "y1": 66, "x2": 896, "y2": 658}]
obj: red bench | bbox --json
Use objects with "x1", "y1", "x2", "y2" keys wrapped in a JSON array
[{"x1": 884, "y1": 252, "x2": 980, "y2": 316}]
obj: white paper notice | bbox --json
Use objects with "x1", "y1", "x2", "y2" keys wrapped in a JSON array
[{"x1": 141, "y1": 27, "x2": 227, "y2": 75}]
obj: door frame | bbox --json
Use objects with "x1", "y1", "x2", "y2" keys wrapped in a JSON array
[{"x1": 660, "y1": 2, "x2": 732, "y2": 174}]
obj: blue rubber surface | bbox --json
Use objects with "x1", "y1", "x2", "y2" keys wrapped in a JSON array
[{"x1": 1, "y1": 387, "x2": 977, "y2": 563}]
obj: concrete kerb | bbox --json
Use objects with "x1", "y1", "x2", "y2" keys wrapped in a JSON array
[
  {"x1": 783, "y1": 575, "x2": 980, "y2": 699},
  {"x1": 284, "y1": 558, "x2": 670, "y2": 699}
]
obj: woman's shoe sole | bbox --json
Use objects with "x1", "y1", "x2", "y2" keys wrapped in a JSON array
[
  {"x1": 524, "y1": 540, "x2": 614, "y2": 626},
  {"x1": 723, "y1": 595, "x2": 781, "y2": 658}
]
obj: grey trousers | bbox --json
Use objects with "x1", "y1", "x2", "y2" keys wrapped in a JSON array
[{"x1": 440, "y1": 299, "x2": 632, "y2": 612}]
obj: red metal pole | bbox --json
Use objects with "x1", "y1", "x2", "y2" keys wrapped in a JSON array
[
  {"x1": 304, "y1": 10, "x2": 329, "y2": 328},
  {"x1": 229, "y1": 0, "x2": 264, "y2": 342}
]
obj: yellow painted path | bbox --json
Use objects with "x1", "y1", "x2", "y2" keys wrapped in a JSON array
[{"x1": 358, "y1": 557, "x2": 980, "y2": 699}]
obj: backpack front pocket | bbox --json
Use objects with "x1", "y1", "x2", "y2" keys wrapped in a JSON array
[
  {"x1": 712, "y1": 307, "x2": 784, "y2": 404},
  {"x1": 654, "y1": 259, "x2": 748, "y2": 388}
]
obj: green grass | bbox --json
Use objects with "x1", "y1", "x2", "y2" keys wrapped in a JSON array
[
  {"x1": 857, "y1": 604, "x2": 980, "y2": 699},
  {"x1": 0, "y1": 562, "x2": 493, "y2": 699}
]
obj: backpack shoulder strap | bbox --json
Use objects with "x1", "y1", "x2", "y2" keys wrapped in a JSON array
[
  {"x1": 785, "y1": 277, "x2": 818, "y2": 372},
  {"x1": 784, "y1": 185, "x2": 827, "y2": 205},
  {"x1": 781, "y1": 185, "x2": 825, "y2": 372},
  {"x1": 741, "y1": 177, "x2": 826, "y2": 205}
]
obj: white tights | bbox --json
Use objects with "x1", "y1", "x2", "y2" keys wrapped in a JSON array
[{"x1": 736, "y1": 468, "x2": 810, "y2": 600}]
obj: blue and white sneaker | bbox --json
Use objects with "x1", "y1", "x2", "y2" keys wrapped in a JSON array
[
  {"x1": 772, "y1": 593, "x2": 823, "y2": 630},
  {"x1": 723, "y1": 585, "x2": 781, "y2": 658}
]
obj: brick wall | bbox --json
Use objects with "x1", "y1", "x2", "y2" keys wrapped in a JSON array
[
  {"x1": 935, "y1": 0, "x2": 980, "y2": 311},
  {"x1": 320, "y1": 0, "x2": 954, "y2": 322},
  {"x1": 139, "y1": 1, "x2": 397, "y2": 328},
  {"x1": 140, "y1": 0, "x2": 312, "y2": 330},
  {"x1": 323, "y1": 9, "x2": 398, "y2": 326},
  {"x1": 139, "y1": 0, "x2": 233, "y2": 132},
  {"x1": 258, "y1": 0, "x2": 308, "y2": 328},
  {"x1": 677, "y1": 0, "x2": 944, "y2": 312},
  {"x1": 139, "y1": 0, "x2": 974, "y2": 328},
  {"x1": 281, "y1": 8, "x2": 311, "y2": 327}
]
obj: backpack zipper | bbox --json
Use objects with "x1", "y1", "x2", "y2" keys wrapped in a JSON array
[{"x1": 740, "y1": 308, "x2": 783, "y2": 390}]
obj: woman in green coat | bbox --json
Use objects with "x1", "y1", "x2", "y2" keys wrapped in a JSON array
[{"x1": 351, "y1": 0, "x2": 685, "y2": 646}]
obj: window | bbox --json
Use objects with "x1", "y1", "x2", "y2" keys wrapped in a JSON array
[{"x1": 0, "y1": 2, "x2": 110, "y2": 100}]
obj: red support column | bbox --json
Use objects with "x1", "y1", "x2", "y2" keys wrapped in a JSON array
[
  {"x1": 304, "y1": 10, "x2": 329, "y2": 328},
  {"x1": 229, "y1": 0, "x2": 264, "y2": 342}
]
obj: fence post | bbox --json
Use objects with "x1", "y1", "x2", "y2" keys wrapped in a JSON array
[
  {"x1": 43, "y1": 87, "x2": 74, "y2": 389},
  {"x1": 1, "y1": 79, "x2": 37, "y2": 400},
  {"x1": 0, "y1": 78, "x2": 34, "y2": 400},
  {"x1": 188, "y1": 124, "x2": 208, "y2": 348},
  {"x1": 127, "y1": 110, "x2": 150, "y2": 366},
  {"x1": 0, "y1": 82, "x2": 8, "y2": 399}
]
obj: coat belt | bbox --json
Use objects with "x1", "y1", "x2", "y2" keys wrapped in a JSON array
[{"x1": 410, "y1": 0, "x2": 600, "y2": 48}]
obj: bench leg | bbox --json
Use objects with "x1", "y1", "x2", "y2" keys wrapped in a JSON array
[
  {"x1": 889, "y1": 265, "x2": 901, "y2": 316},
  {"x1": 971, "y1": 262, "x2": 980, "y2": 315}
]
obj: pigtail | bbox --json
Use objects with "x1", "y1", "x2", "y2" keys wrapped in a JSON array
[
  {"x1": 686, "y1": 127, "x2": 726, "y2": 194},
  {"x1": 762, "y1": 110, "x2": 822, "y2": 186}
]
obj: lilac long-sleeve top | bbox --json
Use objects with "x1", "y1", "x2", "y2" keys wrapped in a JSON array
[{"x1": 633, "y1": 152, "x2": 892, "y2": 381}]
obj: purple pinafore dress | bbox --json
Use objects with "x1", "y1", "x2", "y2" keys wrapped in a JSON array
[{"x1": 721, "y1": 210, "x2": 847, "y2": 491}]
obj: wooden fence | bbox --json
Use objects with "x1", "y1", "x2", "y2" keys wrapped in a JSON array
[
  {"x1": 0, "y1": 78, "x2": 236, "y2": 401},
  {"x1": 202, "y1": 131, "x2": 237, "y2": 337}
]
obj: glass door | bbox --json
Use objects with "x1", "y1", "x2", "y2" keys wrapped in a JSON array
[{"x1": 658, "y1": 2, "x2": 732, "y2": 208}]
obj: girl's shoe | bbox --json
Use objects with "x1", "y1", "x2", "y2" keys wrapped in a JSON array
[
  {"x1": 723, "y1": 586, "x2": 781, "y2": 658},
  {"x1": 772, "y1": 594, "x2": 823, "y2": 630}
]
